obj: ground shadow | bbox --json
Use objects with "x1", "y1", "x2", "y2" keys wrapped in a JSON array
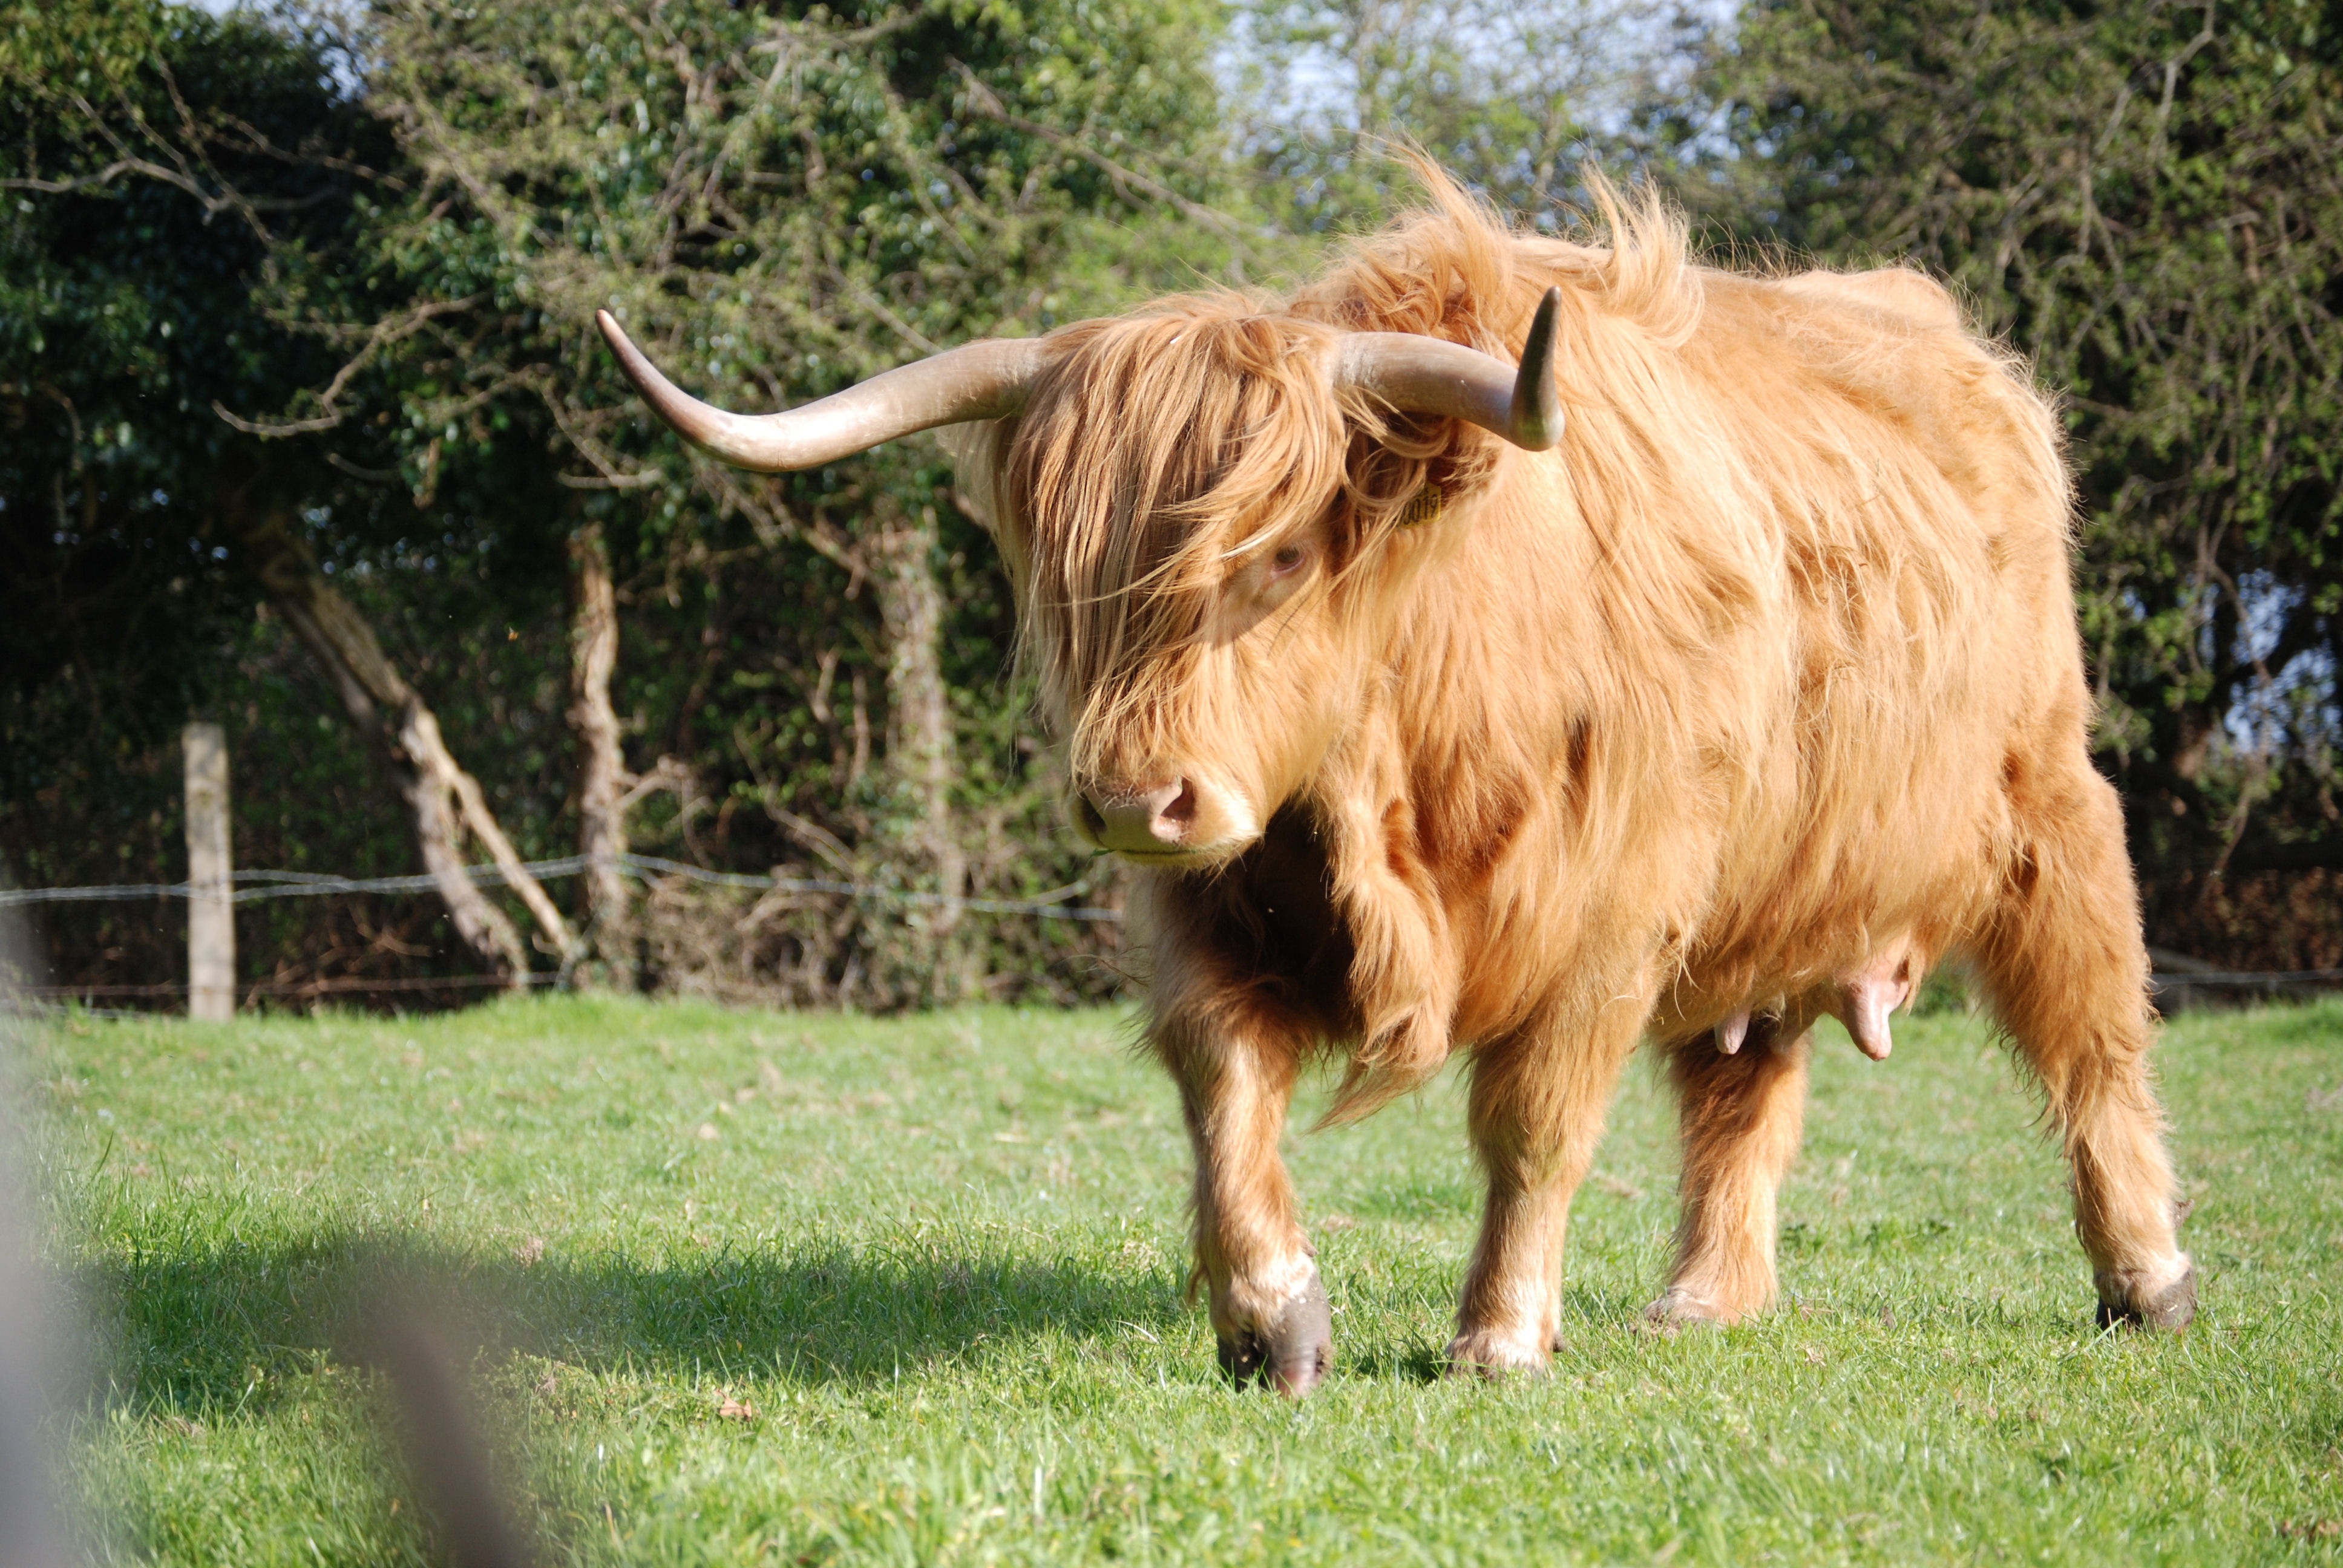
[
  {"x1": 84, "y1": 1230, "x2": 1190, "y2": 1412},
  {"x1": 1335, "y1": 1282, "x2": 1673, "y2": 1385},
  {"x1": 1340, "y1": 1341, "x2": 1452, "y2": 1383}
]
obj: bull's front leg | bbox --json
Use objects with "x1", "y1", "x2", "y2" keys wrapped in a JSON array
[
  {"x1": 1152, "y1": 1002, "x2": 1329, "y2": 1397},
  {"x1": 1450, "y1": 1002, "x2": 1642, "y2": 1376}
]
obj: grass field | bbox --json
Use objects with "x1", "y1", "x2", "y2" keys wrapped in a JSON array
[{"x1": 17, "y1": 994, "x2": 2343, "y2": 1564}]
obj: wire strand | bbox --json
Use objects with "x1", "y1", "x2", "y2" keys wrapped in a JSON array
[{"x1": 0, "y1": 854, "x2": 1124, "y2": 921}]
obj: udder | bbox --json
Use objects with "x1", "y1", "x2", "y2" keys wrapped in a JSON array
[{"x1": 1714, "y1": 937, "x2": 1919, "y2": 1061}]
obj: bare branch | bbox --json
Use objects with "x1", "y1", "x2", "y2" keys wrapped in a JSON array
[
  {"x1": 216, "y1": 295, "x2": 483, "y2": 436},
  {"x1": 556, "y1": 469, "x2": 666, "y2": 490},
  {"x1": 213, "y1": 400, "x2": 344, "y2": 437}
]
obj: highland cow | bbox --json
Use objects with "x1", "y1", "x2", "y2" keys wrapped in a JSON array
[{"x1": 598, "y1": 171, "x2": 2196, "y2": 1396}]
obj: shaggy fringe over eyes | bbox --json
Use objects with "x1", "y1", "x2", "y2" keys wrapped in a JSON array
[
  {"x1": 1005, "y1": 303, "x2": 1356, "y2": 777},
  {"x1": 986, "y1": 156, "x2": 1712, "y2": 835},
  {"x1": 997, "y1": 160, "x2": 1672, "y2": 782}
]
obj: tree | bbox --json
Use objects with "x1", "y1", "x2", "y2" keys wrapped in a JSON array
[
  {"x1": 1, "y1": 0, "x2": 574, "y2": 991},
  {"x1": 285, "y1": 0, "x2": 1245, "y2": 1001},
  {"x1": 1229, "y1": 0, "x2": 1702, "y2": 234}
]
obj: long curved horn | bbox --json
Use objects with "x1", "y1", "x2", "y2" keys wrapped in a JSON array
[
  {"x1": 1330, "y1": 286, "x2": 1564, "y2": 451},
  {"x1": 595, "y1": 310, "x2": 1047, "y2": 472}
]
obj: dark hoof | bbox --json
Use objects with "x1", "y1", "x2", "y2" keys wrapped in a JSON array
[
  {"x1": 2096, "y1": 1259, "x2": 2197, "y2": 1331},
  {"x1": 1217, "y1": 1273, "x2": 1332, "y2": 1397}
]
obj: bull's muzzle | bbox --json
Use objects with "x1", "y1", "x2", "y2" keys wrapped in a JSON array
[{"x1": 1077, "y1": 780, "x2": 1201, "y2": 856}]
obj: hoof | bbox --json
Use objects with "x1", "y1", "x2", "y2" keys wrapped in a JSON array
[
  {"x1": 1642, "y1": 1288, "x2": 1732, "y2": 1330},
  {"x1": 2097, "y1": 1257, "x2": 2197, "y2": 1331},
  {"x1": 1217, "y1": 1272, "x2": 1331, "y2": 1397},
  {"x1": 1444, "y1": 1327, "x2": 1553, "y2": 1379}
]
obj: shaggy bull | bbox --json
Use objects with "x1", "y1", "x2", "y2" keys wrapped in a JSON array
[{"x1": 598, "y1": 172, "x2": 2197, "y2": 1394}]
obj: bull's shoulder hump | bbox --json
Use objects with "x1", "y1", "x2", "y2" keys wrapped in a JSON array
[{"x1": 1768, "y1": 266, "x2": 1964, "y2": 333}]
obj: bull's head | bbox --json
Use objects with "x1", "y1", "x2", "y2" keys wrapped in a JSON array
[{"x1": 597, "y1": 292, "x2": 1561, "y2": 866}]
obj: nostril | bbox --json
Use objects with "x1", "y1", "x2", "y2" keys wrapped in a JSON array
[{"x1": 1156, "y1": 780, "x2": 1198, "y2": 829}]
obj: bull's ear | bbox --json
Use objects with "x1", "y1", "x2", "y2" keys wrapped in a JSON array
[
  {"x1": 937, "y1": 420, "x2": 1011, "y2": 538},
  {"x1": 1342, "y1": 448, "x2": 1466, "y2": 553},
  {"x1": 1394, "y1": 483, "x2": 1443, "y2": 529}
]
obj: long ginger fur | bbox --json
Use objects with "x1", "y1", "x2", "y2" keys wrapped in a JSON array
[{"x1": 954, "y1": 164, "x2": 2187, "y2": 1350}]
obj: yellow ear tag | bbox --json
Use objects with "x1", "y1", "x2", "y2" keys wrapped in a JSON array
[{"x1": 1398, "y1": 484, "x2": 1443, "y2": 528}]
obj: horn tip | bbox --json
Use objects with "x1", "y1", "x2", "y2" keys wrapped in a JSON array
[
  {"x1": 1512, "y1": 287, "x2": 1564, "y2": 451},
  {"x1": 595, "y1": 310, "x2": 668, "y2": 409}
]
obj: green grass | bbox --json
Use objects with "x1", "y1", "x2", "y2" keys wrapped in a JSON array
[{"x1": 21, "y1": 995, "x2": 2343, "y2": 1565}]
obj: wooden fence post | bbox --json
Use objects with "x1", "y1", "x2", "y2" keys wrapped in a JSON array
[{"x1": 183, "y1": 722, "x2": 235, "y2": 1021}]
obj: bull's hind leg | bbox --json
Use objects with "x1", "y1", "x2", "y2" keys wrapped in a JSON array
[
  {"x1": 1150, "y1": 995, "x2": 1329, "y2": 1396},
  {"x1": 1651, "y1": 1018, "x2": 1812, "y2": 1325},
  {"x1": 1977, "y1": 755, "x2": 2194, "y2": 1328},
  {"x1": 1449, "y1": 1004, "x2": 1642, "y2": 1376}
]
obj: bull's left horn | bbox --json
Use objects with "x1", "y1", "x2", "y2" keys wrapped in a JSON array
[
  {"x1": 595, "y1": 310, "x2": 1048, "y2": 471},
  {"x1": 1332, "y1": 286, "x2": 1564, "y2": 451}
]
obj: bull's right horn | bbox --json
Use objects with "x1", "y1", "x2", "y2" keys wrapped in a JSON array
[
  {"x1": 1332, "y1": 286, "x2": 1564, "y2": 451},
  {"x1": 595, "y1": 310, "x2": 1048, "y2": 472}
]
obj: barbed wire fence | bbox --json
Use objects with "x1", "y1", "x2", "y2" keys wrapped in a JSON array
[
  {"x1": 0, "y1": 853, "x2": 1126, "y2": 919},
  {"x1": 1, "y1": 853, "x2": 1127, "y2": 1013}
]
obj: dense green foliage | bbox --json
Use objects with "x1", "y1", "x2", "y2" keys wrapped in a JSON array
[
  {"x1": 0, "y1": 1, "x2": 456, "y2": 993},
  {"x1": 1704, "y1": 0, "x2": 2343, "y2": 964},
  {"x1": 349, "y1": 0, "x2": 1247, "y2": 1000},
  {"x1": 33, "y1": 998, "x2": 2343, "y2": 1562},
  {"x1": 1, "y1": 0, "x2": 1243, "y2": 1004}
]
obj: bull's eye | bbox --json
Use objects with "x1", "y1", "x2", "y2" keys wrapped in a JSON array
[{"x1": 1270, "y1": 544, "x2": 1306, "y2": 576}]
